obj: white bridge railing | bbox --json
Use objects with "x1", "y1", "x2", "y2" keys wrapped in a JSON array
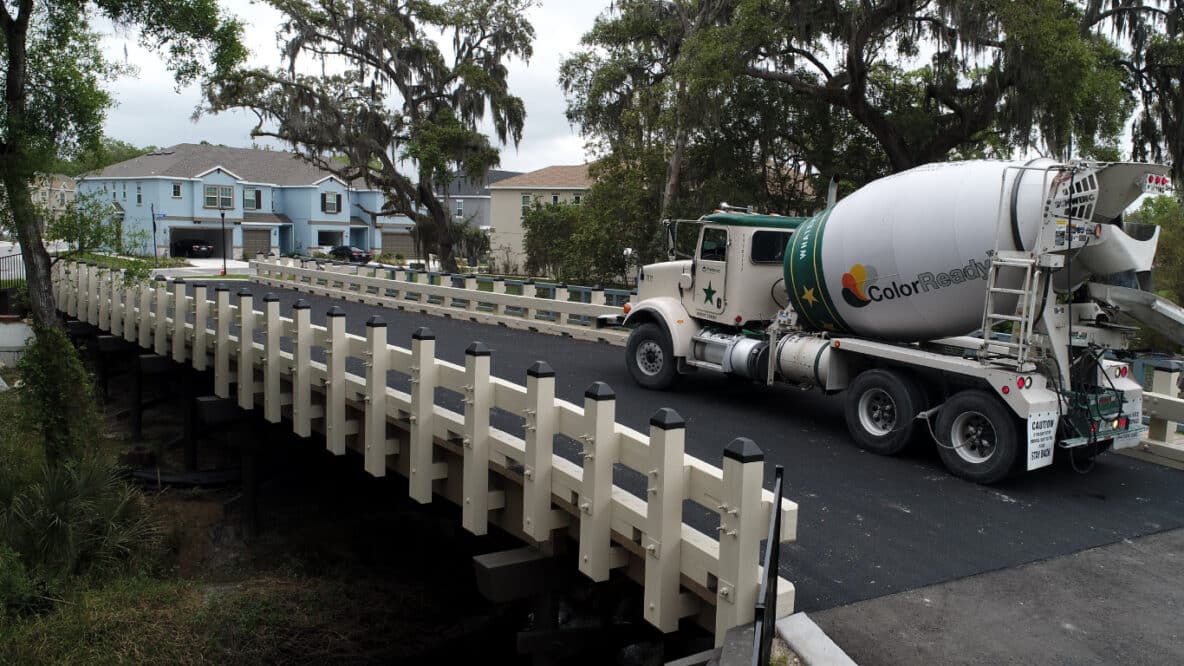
[
  {"x1": 1127, "y1": 368, "x2": 1184, "y2": 470},
  {"x1": 251, "y1": 257, "x2": 630, "y2": 345},
  {"x1": 54, "y1": 261, "x2": 796, "y2": 644}
]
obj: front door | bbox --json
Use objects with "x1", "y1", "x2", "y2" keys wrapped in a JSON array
[{"x1": 692, "y1": 225, "x2": 727, "y2": 317}]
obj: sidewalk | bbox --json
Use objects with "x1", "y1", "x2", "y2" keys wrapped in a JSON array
[
  {"x1": 811, "y1": 528, "x2": 1184, "y2": 665},
  {"x1": 150, "y1": 258, "x2": 254, "y2": 279}
]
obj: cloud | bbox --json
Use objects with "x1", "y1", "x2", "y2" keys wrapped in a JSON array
[{"x1": 98, "y1": 0, "x2": 612, "y2": 173}]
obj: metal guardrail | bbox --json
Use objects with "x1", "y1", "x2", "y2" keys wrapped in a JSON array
[
  {"x1": 252, "y1": 258, "x2": 632, "y2": 345},
  {"x1": 0, "y1": 253, "x2": 25, "y2": 289},
  {"x1": 55, "y1": 260, "x2": 798, "y2": 646},
  {"x1": 752, "y1": 465, "x2": 785, "y2": 666}
]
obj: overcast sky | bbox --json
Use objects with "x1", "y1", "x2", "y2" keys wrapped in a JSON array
[{"x1": 99, "y1": 0, "x2": 612, "y2": 174}]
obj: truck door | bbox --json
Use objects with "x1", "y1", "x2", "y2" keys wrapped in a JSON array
[{"x1": 694, "y1": 226, "x2": 728, "y2": 316}]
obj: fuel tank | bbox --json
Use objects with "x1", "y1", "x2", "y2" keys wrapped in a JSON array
[{"x1": 784, "y1": 159, "x2": 1057, "y2": 341}]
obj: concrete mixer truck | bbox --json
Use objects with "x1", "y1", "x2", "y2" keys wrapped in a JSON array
[{"x1": 621, "y1": 159, "x2": 1181, "y2": 483}]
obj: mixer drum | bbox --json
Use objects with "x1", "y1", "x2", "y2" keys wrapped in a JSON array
[{"x1": 785, "y1": 160, "x2": 1057, "y2": 342}]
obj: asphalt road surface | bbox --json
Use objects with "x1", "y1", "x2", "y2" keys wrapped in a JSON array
[{"x1": 185, "y1": 281, "x2": 1184, "y2": 613}]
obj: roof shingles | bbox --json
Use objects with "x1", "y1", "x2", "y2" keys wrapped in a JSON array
[
  {"x1": 88, "y1": 143, "x2": 362, "y2": 187},
  {"x1": 488, "y1": 165, "x2": 592, "y2": 190}
]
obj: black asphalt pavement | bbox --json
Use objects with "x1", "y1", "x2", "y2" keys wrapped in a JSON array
[{"x1": 187, "y1": 281, "x2": 1184, "y2": 613}]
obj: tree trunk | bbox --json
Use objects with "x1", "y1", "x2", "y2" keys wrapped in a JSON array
[
  {"x1": 661, "y1": 84, "x2": 689, "y2": 220},
  {"x1": 418, "y1": 179, "x2": 458, "y2": 273},
  {"x1": 3, "y1": 173, "x2": 57, "y2": 329}
]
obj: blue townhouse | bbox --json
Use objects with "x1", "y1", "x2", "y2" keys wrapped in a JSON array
[{"x1": 79, "y1": 143, "x2": 416, "y2": 259}]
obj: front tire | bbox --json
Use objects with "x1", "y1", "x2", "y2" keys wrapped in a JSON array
[
  {"x1": 844, "y1": 368, "x2": 926, "y2": 455},
  {"x1": 626, "y1": 323, "x2": 678, "y2": 390},
  {"x1": 935, "y1": 390, "x2": 1020, "y2": 484}
]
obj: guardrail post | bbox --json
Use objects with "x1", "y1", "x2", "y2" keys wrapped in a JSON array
[
  {"x1": 579, "y1": 381, "x2": 618, "y2": 582},
  {"x1": 462, "y1": 342, "x2": 493, "y2": 534},
  {"x1": 1148, "y1": 369, "x2": 1181, "y2": 441},
  {"x1": 237, "y1": 288, "x2": 256, "y2": 410},
  {"x1": 292, "y1": 299, "x2": 313, "y2": 437},
  {"x1": 109, "y1": 271, "x2": 122, "y2": 337},
  {"x1": 171, "y1": 279, "x2": 188, "y2": 362},
  {"x1": 191, "y1": 282, "x2": 208, "y2": 370},
  {"x1": 263, "y1": 293, "x2": 282, "y2": 423},
  {"x1": 409, "y1": 327, "x2": 439, "y2": 502},
  {"x1": 325, "y1": 306, "x2": 347, "y2": 455},
  {"x1": 522, "y1": 280, "x2": 536, "y2": 321},
  {"x1": 153, "y1": 276, "x2": 169, "y2": 356},
  {"x1": 715, "y1": 437, "x2": 765, "y2": 644},
  {"x1": 554, "y1": 283, "x2": 569, "y2": 304},
  {"x1": 123, "y1": 281, "x2": 138, "y2": 343},
  {"x1": 73, "y1": 262, "x2": 85, "y2": 318},
  {"x1": 97, "y1": 267, "x2": 111, "y2": 330},
  {"x1": 86, "y1": 264, "x2": 98, "y2": 325},
  {"x1": 139, "y1": 279, "x2": 153, "y2": 348},
  {"x1": 590, "y1": 286, "x2": 606, "y2": 306},
  {"x1": 214, "y1": 286, "x2": 231, "y2": 398},
  {"x1": 491, "y1": 278, "x2": 505, "y2": 315},
  {"x1": 523, "y1": 361, "x2": 556, "y2": 541},
  {"x1": 363, "y1": 315, "x2": 389, "y2": 477},
  {"x1": 464, "y1": 274, "x2": 478, "y2": 311},
  {"x1": 645, "y1": 407, "x2": 686, "y2": 632}
]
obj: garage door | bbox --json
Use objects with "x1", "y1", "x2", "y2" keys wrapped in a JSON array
[
  {"x1": 382, "y1": 232, "x2": 415, "y2": 258},
  {"x1": 243, "y1": 229, "x2": 271, "y2": 258}
]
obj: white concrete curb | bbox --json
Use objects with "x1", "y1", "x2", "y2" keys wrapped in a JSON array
[{"x1": 776, "y1": 613, "x2": 858, "y2": 666}]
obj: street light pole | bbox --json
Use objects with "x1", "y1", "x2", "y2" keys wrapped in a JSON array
[{"x1": 220, "y1": 208, "x2": 227, "y2": 276}]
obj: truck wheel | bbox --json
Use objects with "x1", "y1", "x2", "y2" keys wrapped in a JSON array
[
  {"x1": 935, "y1": 390, "x2": 1020, "y2": 484},
  {"x1": 844, "y1": 368, "x2": 925, "y2": 455},
  {"x1": 626, "y1": 323, "x2": 678, "y2": 390}
]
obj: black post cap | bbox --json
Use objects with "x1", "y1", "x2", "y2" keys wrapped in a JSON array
[
  {"x1": 155, "y1": 275, "x2": 168, "y2": 281},
  {"x1": 412, "y1": 326, "x2": 435, "y2": 340},
  {"x1": 523, "y1": 279, "x2": 535, "y2": 285},
  {"x1": 592, "y1": 285, "x2": 604, "y2": 291},
  {"x1": 585, "y1": 381, "x2": 615, "y2": 401},
  {"x1": 465, "y1": 341, "x2": 491, "y2": 357},
  {"x1": 493, "y1": 277, "x2": 504, "y2": 282},
  {"x1": 236, "y1": 287, "x2": 253, "y2": 297},
  {"x1": 527, "y1": 361, "x2": 555, "y2": 378},
  {"x1": 262, "y1": 293, "x2": 280, "y2": 303},
  {"x1": 214, "y1": 285, "x2": 230, "y2": 292},
  {"x1": 292, "y1": 299, "x2": 311, "y2": 310},
  {"x1": 649, "y1": 407, "x2": 686, "y2": 430},
  {"x1": 466, "y1": 273, "x2": 477, "y2": 279},
  {"x1": 365, "y1": 314, "x2": 386, "y2": 327},
  {"x1": 191, "y1": 281, "x2": 207, "y2": 288},
  {"x1": 723, "y1": 437, "x2": 764, "y2": 464},
  {"x1": 557, "y1": 283, "x2": 567, "y2": 289},
  {"x1": 172, "y1": 277, "x2": 186, "y2": 284},
  {"x1": 326, "y1": 306, "x2": 346, "y2": 318}
]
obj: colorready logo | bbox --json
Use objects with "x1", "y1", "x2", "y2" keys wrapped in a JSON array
[
  {"x1": 841, "y1": 264, "x2": 873, "y2": 308},
  {"x1": 841, "y1": 257, "x2": 990, "y2": 307}
]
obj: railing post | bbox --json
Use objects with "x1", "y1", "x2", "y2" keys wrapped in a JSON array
[
  {"x1": 123, "y1": 281, "x2": 138, "y2": 343},
  {"x1": 87, "y1": 264, "x2": 100, "y2": 325},
  {"x1": 324, "y1": 306, "x2": 348, "y2": 455},
  {"x1": 462, "y1": 342, "x2": 493, "y2": 535},
  {"x1": 553, "y1": 282, "x2": 569, "y2": 303},
  {"x1": 579, "y1": 381, "x2": 618, "y2": 582},
  {"x1": 1148, "y1": 368, "x2": 1181, "y2": 441},
  {"x1": 590, "y1": 286, "x2": 606, "y2": 306},
  {"x1": 191, "y1": 282, "x2": 208, "y2": 370},
  {"x1": 715, "y1": 437, "x2": 765, "y2": 645},
  {"x1": 263, "y1": 293, "x2": 282, "y2": 423},
  {"x1": 292, "y1": 299, "x2": 313, "y2": 437},
  {"x1": 523, "y1": 361, "x2": 556, "y2": 541},
  {"x1": 409, "y1": 327, "x2": 438, "y2": 503},
  {"x1": 74, "y1": 262, "x2": 86, "y2": 319},
  {"x1": 237, "y1": 288, "x2": 256, "y2": 411},
  {"x1": 491, "y1": 277, "x2": 505, "y2": 315},
  {"x1": 363, "y1": 315, "x2": 389, "y2": 477},
  {"x1": 171, "y1": 278, "x2": 188, "y2": 362},
  {"x1": 153, "y1": 276, "x2": 169, "y2": 356},
  {"x1": 108, "y1": 271, "x2": 123, "y2": 337},
  {"x1": 97, "y1": 267, "x2": 111, "y2": 331},
  {"x1": 138, "y1": 279, "x2": 153, "y2": 348},
  {"x1": 522, "y1": 280, "x2": 536, "y2": 321},
  {"x1": 644, "y1": 408, "x2": 686, "y2": 632},
  {"x1": 214, "y1": 286, "x2": 231, "y2": 398},
  {"x1": 464, "y1": 274, "x2": 478, "y2": 311}
]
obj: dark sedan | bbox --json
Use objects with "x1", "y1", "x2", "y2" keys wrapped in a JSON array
[
  {"x1": 172, "y1": 238, "x2": 214, "y2": 258},
  {"x1": 329, "y1": 246, "x2": 372, "y2": 263}
]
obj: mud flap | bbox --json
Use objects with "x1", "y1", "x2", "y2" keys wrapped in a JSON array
[{"x1": 1027, "y1": 411, "x2": 1058, "y2": 471}]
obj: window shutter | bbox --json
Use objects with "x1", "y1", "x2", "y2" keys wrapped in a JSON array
[
  {"x1": 335, "y1": 194, "x2": 342, "y2": 212},
  {"x1": 255, "y1": 190, "x2": 262, "y2": 209},
  {"x1": 320, "y1": 193, "x2": 327, "y2": 212}
]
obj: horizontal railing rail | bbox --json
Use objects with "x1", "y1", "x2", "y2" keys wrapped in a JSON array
[
  {"x1": 251, "y1": 257, "x2": 631, "y2": 345},
  {"x1": 54, "y1": 260, "x2": 797, "y2": 645},
  {"x1": 1129, "y1": 368, "x2": 1184, "y2": 470}
]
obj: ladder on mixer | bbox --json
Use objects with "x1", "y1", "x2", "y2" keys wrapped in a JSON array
[{"x1": 979, "y1": 251, "x2": 1041, "y2": 368}]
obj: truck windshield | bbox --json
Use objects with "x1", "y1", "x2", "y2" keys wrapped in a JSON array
[{"x1": 751, "y1": 230, "x2": 792, "y2": 264}]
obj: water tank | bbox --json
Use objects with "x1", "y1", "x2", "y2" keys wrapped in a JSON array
[{"x1": 785, "y1": 160, "x2": 1057, "y2": 341}]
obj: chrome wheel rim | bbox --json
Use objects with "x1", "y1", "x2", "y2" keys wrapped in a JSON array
[
  {"x1": 858, "y1": 388, "x2": 897, "y2": 437},
  {"x1": 635, "y1": 340, "x2": 665, "y2": 377},
  {"x1": 951, "y1": 411, "x2": 996, "y2": 464}
]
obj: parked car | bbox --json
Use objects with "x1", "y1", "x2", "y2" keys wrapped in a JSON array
[
  {"x1": 172, "y1": 238, "x2": 214, "y2": 258},
  {"x1": 329, "y1": 246, "x2": 372, "y2": 263}
]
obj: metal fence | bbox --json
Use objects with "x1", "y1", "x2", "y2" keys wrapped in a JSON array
[
  {"x1": 0, "y1": 253, "x2": 25, "y2": 289},
  {"x1": 752, "y1": 464, "x2": 785, "y2": 666}
]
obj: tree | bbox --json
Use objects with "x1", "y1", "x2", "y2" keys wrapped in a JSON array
[
  {"x1": 204, "y1": 0, "x2": 536, "y2": 273},
  {"x1": 1128, "y1": 195, "x2": 1184, "y2": 352},
  {"x1": 1, "y1": 0, "x2": 244, "y2": 460},
  {"x1": 48, "y1": 136, "x2": 157, "y2": 177}
]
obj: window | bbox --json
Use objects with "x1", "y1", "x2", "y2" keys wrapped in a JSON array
[
  {"x1": 317, "y1": 230, "x2": 342, "y2": 246},
  {"x1": 172, "y1": 183, "x2": 182, "y2": 198},
  {"x1": 751, "y1": 231, "x2": 792, "y2": 264},
  {"x1": 320, "y1": 192, "x2": 341, "y2": 214},
  {"x1": 455, "y1": 199, "x2": 464, "y2": 217},
  {"x1": 552, "y1": 194, "x2": 560, "y2": 205},
  {"x1": 135, "y1": 183, "x2": 142, "y2": 205},
  {"x1": 204, "y1": 185, "x2": 218, "y2": 208},
  {"x1": 573, "y1": 194, "x2": 582, "y2": 205},
  {"x1": 700, "y1": 227, "x2": 728, "y2": 262},
  {"x1": 244, "y1": 188, "x2": 258, "y2": 210},
  {"x1": 58, "y1": 191, "x2": 65, "y2": 206},
  {"x1": 39, "y1": 190, "x2": 47, "y2": 202},
  {"x1": 121, "y1": 183, "x2": 127, "y2": 200},
  {"x1": 219, "y1": 185, "x2": 233, "y2": 209},
  {"x1": 521, "y1": 194, "x2": 531, "y2": 209}
]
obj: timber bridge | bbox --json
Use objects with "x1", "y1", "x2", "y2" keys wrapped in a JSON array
[{"x1": 50, "y1": 257, "x2": 1184, "y2": 663}]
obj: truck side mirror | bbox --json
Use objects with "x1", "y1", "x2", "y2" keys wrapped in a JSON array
[{"x1": 678, "y1": 273, "x2": 693, "y2": 290}]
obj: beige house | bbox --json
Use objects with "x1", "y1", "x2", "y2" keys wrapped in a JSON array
[
  {"x1": 488, "y1": 164, "x2": 592, "y2": 272},
  {"x1": 32, "y1": 173, "x2": 76, "y2": 216}
]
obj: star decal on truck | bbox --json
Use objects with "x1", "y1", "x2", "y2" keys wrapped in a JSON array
[
  {"x1": 703, "y1": 282, "x2": 717, "y2": 305},
  {"x1": 801, "y1": 287, "x2": 818, "y2": 306}
]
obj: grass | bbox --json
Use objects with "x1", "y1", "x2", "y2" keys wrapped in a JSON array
[{"x1": 73, "y1": 252, "x2": 190, "y2": 270}]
